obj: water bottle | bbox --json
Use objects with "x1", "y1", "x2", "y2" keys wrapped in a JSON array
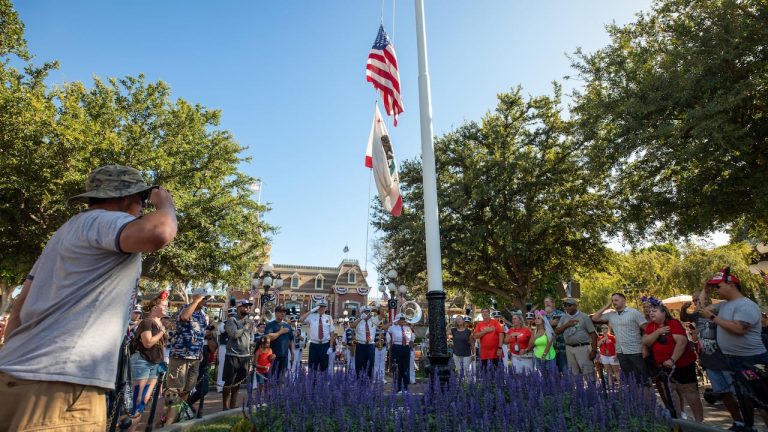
[{"x1": 513, "y1": 335, "x2": 519, "y2": 353}]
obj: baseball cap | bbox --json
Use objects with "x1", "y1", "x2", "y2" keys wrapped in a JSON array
[
  {"x1": 316, "y1": 299, "x2": 328, "y2": 307},
  {"x1": 227, "y1": 307, "x2": 237, "y2": 316},
  {"x1": 68, "y1": 165, "x2": 157, "y2": 204},
  {"x1": 706, "y1": 268, "x2": 741, "y2": 286},
  {"x1": 490, "y1": 310, "x2": 502, "y2": 318},
  {"x1": 238, "y1": 299, "x2": 253, "y2": 307},
  {"x1": 132, "y1": 304, "x2": 143, "y2": 313},
  {"x1": 525, "y1": 312, "x2": 535, "y2": 320},
  {"x1": 563, "y1": 298, "x2": 578, "y2": 305},
  {"x1": 396, "y1": 313, "x2": 406, "y2": 321},
  {"x1": 360, "y1": 306, "x2": 371, "y2": 313}
]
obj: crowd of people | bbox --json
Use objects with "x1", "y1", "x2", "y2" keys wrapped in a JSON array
[
  {"x1": 453, "y1": 270, "x2": 768, "y2": 432},
  {"x1": 0, "y1": 164, "x2": 767, "y2": 432}
]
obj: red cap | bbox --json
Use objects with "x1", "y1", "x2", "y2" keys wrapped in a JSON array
[{"x1": 706, "y1": 268, "x2": 740, "y2": 285}]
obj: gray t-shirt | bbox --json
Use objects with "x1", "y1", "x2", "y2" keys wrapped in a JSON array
[
  {"x1": 557, "y1": 310, "x2": 596, "y2": 346},
  {"x1": 0, "y1": 209, "x2": 139, "y2": 389},
  {"x1": 715, "y1": 297, "x2": 766, "y2": 357}
]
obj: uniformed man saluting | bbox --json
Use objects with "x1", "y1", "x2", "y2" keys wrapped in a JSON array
[{"x1": 299, "y1": 299, "x2": 335, "y2": 372}]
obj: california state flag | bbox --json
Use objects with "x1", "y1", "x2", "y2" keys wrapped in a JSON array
[{"x1": 365, "y1": 105, "x2": 403, "y2": 217}]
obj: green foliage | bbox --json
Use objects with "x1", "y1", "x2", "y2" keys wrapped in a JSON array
[
  {"x1": 579, "y1": 242, "x2": 767, "y2": 311},
  {"x1": 0, "y1": 1, "x2": 273, "y2": 311},
  {"x1": 0, "y1": 0, "x2": 28, "y2": 60},
  {"x1": 572, "y1": 0, "x2": 768, "y2": 240},
  {"x1": 374, "y1": 87, "x2": 614, "y2": 307}
]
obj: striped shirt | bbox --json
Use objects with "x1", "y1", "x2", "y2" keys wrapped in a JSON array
[{"x1": 603, "y1": 307, "x2": 647, "y2": 355}]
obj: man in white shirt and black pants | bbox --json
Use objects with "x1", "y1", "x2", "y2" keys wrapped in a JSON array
[
  {"x1": 352, "y1": 306, "x2": 377, "y2": 379},
  {"x1": 299, "y1": 299, "x2": 335, "y2": 372},
  {"x1": 387, "y1": 313, "x2": 414, "y2": 394}
]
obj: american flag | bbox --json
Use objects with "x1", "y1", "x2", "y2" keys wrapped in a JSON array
[{"x1": 366, "y1": 25, "x2": 404, "y2": 126}]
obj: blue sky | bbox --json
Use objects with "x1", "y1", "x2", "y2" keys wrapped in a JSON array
[{"x1": 15, "y1": 1, "x2": 667, "y2": 288}]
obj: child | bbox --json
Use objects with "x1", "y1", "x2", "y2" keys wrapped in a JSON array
[{"x1": 254, "y1": 335, "x2": 275, "y2": 393}]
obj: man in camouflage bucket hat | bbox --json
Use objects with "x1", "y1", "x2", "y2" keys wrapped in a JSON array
[
  {"x1": 0, "y1": 164, "x2": 178, "y2": 431},
  {"x1": 68, "y1": 164, "x2": 158, "y2": 203}
]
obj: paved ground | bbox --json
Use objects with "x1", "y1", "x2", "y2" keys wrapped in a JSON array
[{"x1": 127, "y1": 376, "x2": 767, "y2": 431}]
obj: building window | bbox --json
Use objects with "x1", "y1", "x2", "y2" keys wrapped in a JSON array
[
  {"x1": 315, "y1": 275, "x2": 324, "y2": 290},
  {"x1": 285, "y1": 301, "x2": 302, "y2": 315},
  {"x1": 291, "y1": 274, "x2": 299, "y2": 288},
  {"x1": 343, "y1": 301, "x2": 360, "y2": 317},
  {"x1": 347, "y1": 271, "x2": 356, "y2": 284}
]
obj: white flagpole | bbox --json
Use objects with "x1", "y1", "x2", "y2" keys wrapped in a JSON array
[{"x1": 414, "y1": 0, "x2": 443, "y2": 294}]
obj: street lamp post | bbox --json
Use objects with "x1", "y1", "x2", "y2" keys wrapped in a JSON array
[
  {"x1": 379, "y1": 269, "x2": 406, "y2": 324},
  {"x1": 252, "y1": 264, "x2": 284, "y2": 321}
]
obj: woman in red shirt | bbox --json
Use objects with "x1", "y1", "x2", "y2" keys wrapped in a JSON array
[
  {"x1": 506, "y1": 313, "x2": 533, "y2": 373},
  {"x1": 597, "y1": 325, "x2": 620, "y2": 387},
  {"x1": 642, "y1": 301, "x2": 703, "y2": 422}
]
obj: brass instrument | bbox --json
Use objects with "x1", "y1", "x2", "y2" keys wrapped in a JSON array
[
  {"x1": 262, "y1": 301, "x2": 275, "y2": 322},
  {"x1": 401, "y1": 301, "x2": 423, "y2": 324}
]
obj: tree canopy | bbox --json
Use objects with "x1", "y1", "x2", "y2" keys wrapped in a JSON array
[
  {"x1": 374, "y1": 87, "x2": 614, "y2": 308},
  {"x1": 572, "y1": 0, "x2": 768, "y2": 240},
  {"x1": 0, "y1": 0, "x2": 273, "y2": 312}
]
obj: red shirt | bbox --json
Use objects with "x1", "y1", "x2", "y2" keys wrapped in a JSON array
[
  {"x1": 506, "y1": 327, "x2": 532, "y2": 355},
  {"x1": 474, "y1": 320, "x2": 503, "y2": 360},
  {"x1": 255, "y1": 347, "x2": 273, "y2": 373},
  {"x1": 598, "y1": 334, "x2": 616, "y2": 356},
  {"x1": 644, "y1": 319, "x2": 697, "y2": 368}
]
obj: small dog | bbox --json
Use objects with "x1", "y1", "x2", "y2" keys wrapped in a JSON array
[{"x1": 161, "y1": 388, "x2": 194, "y2": 425}]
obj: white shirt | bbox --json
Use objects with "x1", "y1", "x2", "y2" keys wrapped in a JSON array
[
  {"x1": 387, "y1": 324, "x2": 414, "y2": 346},
  {"x1": 354, "y1": 316, "x2": 378, "y2": 344},
  {"x1": 305, "y1": 312, "x2": 334, "y2": 343}
]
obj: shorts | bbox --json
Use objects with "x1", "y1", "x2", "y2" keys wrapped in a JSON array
[
  {"x1": 705, "y1": 369, "x2": 734, "y2": 394},
  {"x1": 0, "y1": 372, "x2": 107, "y2": 432},
  {"x1": 167, "y1": 357, "x2": 200, "y2": 394},
  {"x1": 223, "y1": 355, "x2": 250, "y2": 386},
  {"x1": 600, "y1": 355, "x2": 619, "y2": 366},
  {"x1": 255, "y1": 371, "x2": 269, "y2": 385},
  {"x1": 666, "y1": 362, "x2": 698, "y2": 385},
  {"x1": 130, "y1": 352, "x2": 161, "y2": 380}
]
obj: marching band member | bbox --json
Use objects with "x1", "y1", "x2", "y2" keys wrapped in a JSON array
[
  {"x1": 408, "y1": 322, "x2": 417, "y2": 383},
  {"x1": 373, "y1": 311, "x2": 390, "y2": 382},
  {"x1": 299, "y1": 299, "x2": 335, "y2": 372},
  {"x1": 352, "y1": 306, "x2": 377, "y2": 379},
  {"x1": 344, "y1": 320, "x2": 355, "y2": 372},
  {"x1": 387, "y1": 313, "x2": 414, "y2": 394},
  {"x1": 289, "y1": 316, "x2": 305, "y2": 377}
]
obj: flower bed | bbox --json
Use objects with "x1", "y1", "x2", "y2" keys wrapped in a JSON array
[{"x1": 242, "y1": 369, "x2": 669, "y2": 432}]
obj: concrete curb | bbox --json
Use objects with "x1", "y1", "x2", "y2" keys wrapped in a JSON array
[
  {"x1": 671, "y1": 418, "x2": 727, "y2": 431},
  {"x1": 156, "y1": 408, "x2": 242, "y2": 431}
]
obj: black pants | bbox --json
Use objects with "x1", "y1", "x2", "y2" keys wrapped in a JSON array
[
  {"x1": 271, "y1": 356, "x2": 289, "y2": 381},
  {"x1": 187, "y1": 364, "x2": 209, "y2": 406},
  {"x1": 391, "y1": 345, "x2": 411, "y2": 392},
  {"x1": 617, "y1": 353, "x2": 647, "y2": 384},
  {"x1": 481, "y1": 358, "x2": 500, "y2": 370},
  {"x1": 355, "y1": 343, "x2": 375, "y2": 379},
  {"x1": 308, "y1": 342, "x2": 330, "y2": 371}
]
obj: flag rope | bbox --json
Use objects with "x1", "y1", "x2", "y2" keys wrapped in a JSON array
[{"x1": 364, "y1": 166, "x2": 372, "y2": 272}]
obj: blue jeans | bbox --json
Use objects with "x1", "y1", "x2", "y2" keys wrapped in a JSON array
[{"x1": 535, "y1": 358, "x2": 557, "y2": 373}]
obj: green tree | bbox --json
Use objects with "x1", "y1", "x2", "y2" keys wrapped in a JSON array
[
  {"x1": 572, "y1": 0, "x2": 768, "y2": 240},
  {"x1": 0, "y1": 0, "x2": 274, "y2": 312},
  {"x1": 373, "y1": 87, "x2": 614, "y2": 308}
]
